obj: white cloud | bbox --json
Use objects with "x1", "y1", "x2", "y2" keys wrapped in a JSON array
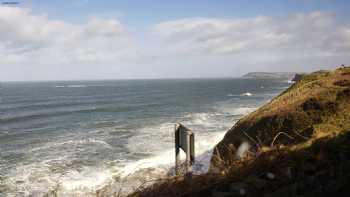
[
  {"x1": 152, "y1": 12, "x2": 350, "y2": 60},
  {"x1": 0, "y1": 7, "x2": 134, "y2": 62},
  {"x1": 0, "y1": 6, "x2": 139, "y2": 80},
  {"x1": 1, "y1": 7, "x2": 350, "y2": 81}
]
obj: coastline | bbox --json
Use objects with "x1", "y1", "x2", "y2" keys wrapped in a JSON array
[{"x1": 129, "y1": 67, "x2": 350, "y2": 197}]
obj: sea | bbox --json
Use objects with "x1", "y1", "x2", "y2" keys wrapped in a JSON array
[{"x1": 0, "y1": 78, "x2": 292, "y2": 196}]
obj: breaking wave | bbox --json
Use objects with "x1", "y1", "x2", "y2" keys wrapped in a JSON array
[
  {"x1": 0, "y1": 79, "x2": 290, "y2": 196},
  {"x1": 241, "y1": 92, "x2": 253, "y2": 96}
]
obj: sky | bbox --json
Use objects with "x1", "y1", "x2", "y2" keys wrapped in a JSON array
[{"x1": 1, "y1": 0, "x2": 350, "y2": 81}]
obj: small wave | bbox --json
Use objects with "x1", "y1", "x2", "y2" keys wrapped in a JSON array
[
  {"x1": 29, "y1": 138, "x2": 113, "y2": 153},
  {"x1": 93, "y1": 120, "x2": 119, "y2": 128},
  {"x1": 184, "y1": 112, "x2": 211, "y2": 125},
  {"x1": 241, "y1": 92, "x2": 253, "y2": 96},
  {"x1": 0, "y1": 105, "x2": 137, "y2": 124},
  {"x1": 67, "y1": 85, "x2": 87, "y2": 88},
  {"x1": 59, "y1": 167, "x2": 115, "y2": 193},
  {"x1": 120, "y1": 131, "x2": 226, "y2": 177},
  {"x1": 2, "y1": 159, "x2": 117, "y2": 197},
  {"x1": 54, "y1": 85, "x2": 88, "y2": 88},
  {"x1": 62, "y1": 138, "x2": 113, "y2": 149}
]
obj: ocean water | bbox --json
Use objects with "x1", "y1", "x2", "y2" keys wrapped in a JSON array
[{"x1": 0, "y1": 78, "x2": 291, "y2": 196}]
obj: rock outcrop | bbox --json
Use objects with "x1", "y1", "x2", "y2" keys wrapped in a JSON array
[{"x1": 291, "y1": 73, "x2": 305, "y2": 82}]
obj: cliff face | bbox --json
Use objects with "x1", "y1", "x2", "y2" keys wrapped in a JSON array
[{"x1": 212, "y1": 67, "x2": 350, "y2": 168}]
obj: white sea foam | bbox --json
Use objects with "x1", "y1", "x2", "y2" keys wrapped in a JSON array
[
  {"x1": 59, "y1": 167, "x2": 116, "y2": 193},
  {"x1": 4, "y1": 158, "x2": 119, "y2": 197},
  {"x1": 120, "y1": 131, "x2": 226, "y2": 177},
  {"x1": 120, "y1": 109, "x2": 231, "y2": 181},
  {"x1": 231, "y1": 107, "x2": 257, "y2": 116},
  {"x1": 241, "y1": 92, "x2": 253, "y2": 96},
  {"x1": 218, "y1": 104, "x2": 257, "y2": 116},
  {"x1": 29, "y1": 138, "x2": 113, "y2": 153},
  {"x1": 4, "y1": 157, "x2": 68, "y2": 196},
  {"x1": 1, "y1": 78, "x2": 285, "y2": 197},
  {"x1": 184, "y1": 112, "x2": 212, "y2": 125},
  {"x1": 4, "y1": 138, "x2": 116, "y2": 195},
  {"x1": 3, "y1": 99, "x2": 258, "y2": 196}
]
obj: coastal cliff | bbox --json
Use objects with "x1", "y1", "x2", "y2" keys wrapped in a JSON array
[
  {"x1": 128, "y1": 66, "x2": 350, "y2": 197},
  {"x1": 211, "y1": 67, "x2": 350, "y2": 169}
]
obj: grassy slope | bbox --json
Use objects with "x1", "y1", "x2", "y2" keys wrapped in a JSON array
[
  {"x1": 212, "y1": 67, "x2": 350, "y2": 168},
  {"x1": 127, "y1": 67, "x2": 350, "y2": 197},
  {"x1": 128, "y1": 130, "x2": 350, "y2": 197}
]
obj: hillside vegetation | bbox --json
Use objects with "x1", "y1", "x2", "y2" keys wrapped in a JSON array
[
  {"x1": 127, "y1": 67, "x2": 350, "y2": 197},
  {"x1": 212, "y1": 67, "x2": 350, "y2": 168}
]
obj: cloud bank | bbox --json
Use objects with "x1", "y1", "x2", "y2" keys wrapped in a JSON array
[
  {"x1": 152, "y1": 12, "x2": 350, "y2": 63},
  {"x1": 0, "y1": 6, "x2": 137, "y2": 80},
  {"x1": 0, "y1": 7, "x2": 349, "y2": 81}
]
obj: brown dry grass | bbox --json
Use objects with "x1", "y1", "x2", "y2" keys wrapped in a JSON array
[
  {"x1": 127, "y1": 67, "x2": 350, "y2": 197},
  {"x1": 128, "y1": 129, "x2": 350, "y2": 197},
  {"x1": 213, "y1": 67, "x2": 350, "y2": 167}
]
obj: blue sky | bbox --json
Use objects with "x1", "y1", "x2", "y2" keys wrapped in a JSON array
[
  {"x1": 26, "y1": 0, "x2": 350, "y2": 24},
  {"x1": 17, "y1": 0, "x2": 344, "y2": 28},
  {"x1": 1, "y1": 0, "x2": 350, "y2": 80}
]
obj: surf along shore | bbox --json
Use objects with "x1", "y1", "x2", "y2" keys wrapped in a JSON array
[{"x1": 126, "y1": 66, "x2": 350, "y2": 197}]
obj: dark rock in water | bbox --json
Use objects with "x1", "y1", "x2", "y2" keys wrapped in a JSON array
[{"x1": 291, "y1": 73, "x2": 305, "y2": 82}]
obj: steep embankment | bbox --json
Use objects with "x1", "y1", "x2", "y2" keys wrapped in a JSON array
[
  {"x1": 128, "y1": 67, "x2": 350, "y2": 197},
  {"x1": 212, "y1": 67, "x2": 350, "y2": 168}
]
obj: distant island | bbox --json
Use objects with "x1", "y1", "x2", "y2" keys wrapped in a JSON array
[{"x1": 242, "y1": 72, "x2": 297, "y2": 79}]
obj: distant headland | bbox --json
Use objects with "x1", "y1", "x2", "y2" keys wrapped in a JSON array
[{"x1": 242, "y1": 72, "x2": 298, "y2": 79}]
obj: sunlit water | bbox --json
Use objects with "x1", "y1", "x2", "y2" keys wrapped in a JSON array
[{"x1": 0, "y1": 78, "x2": 291, "y2": 196}]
